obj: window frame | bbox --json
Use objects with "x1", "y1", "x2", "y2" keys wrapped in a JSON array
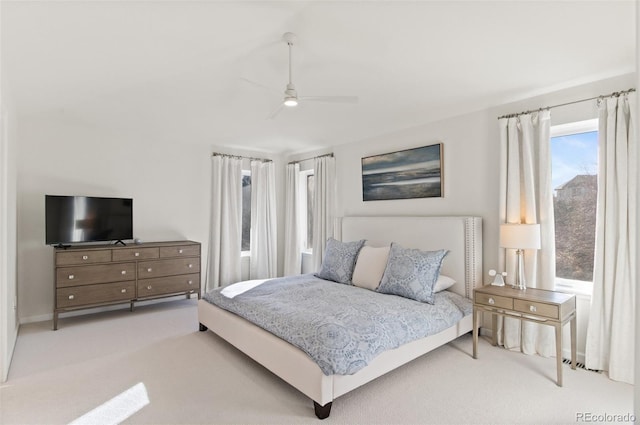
[
  {"x1": 550, "y1": 118, "x2": 598, "y2": 296},
  {"x1": 241, "y1": 169, "x2": 251, "y2": 255},
  {"x1": 299, "y1": 169, "x2": 314, "y2": 254}
]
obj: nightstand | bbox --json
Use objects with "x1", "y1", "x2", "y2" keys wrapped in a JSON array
[{"x1": 472, "y1": 285, "x2": 577, "y2": 386}]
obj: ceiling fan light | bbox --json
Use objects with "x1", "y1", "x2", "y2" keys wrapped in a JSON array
[{"x1": 284, "y1": 97, "x2": 298, "y2": 107}]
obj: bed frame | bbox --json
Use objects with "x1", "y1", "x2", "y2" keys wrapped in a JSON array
[{"x1": 198, "y1": 216, "x2": 482, "y2": 419}]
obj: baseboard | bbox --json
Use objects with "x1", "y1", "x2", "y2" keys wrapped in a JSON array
[
  {"x1": 478, "y1": 327, "x2": 586, "y2": 364},
  {"x1": 20, "y1": 294, "x2": 198, "y2": 325}
]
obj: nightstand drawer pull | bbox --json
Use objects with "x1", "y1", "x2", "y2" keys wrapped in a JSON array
[
  {"x1": 121, "y1": 288, "x2": 127, "y2": 293},
  {"x1": 68, "y1": 294, "x2": 75, "y2": 300},
  {"x1": 121, "y1": 270, "x2": 127, "y2": 275},
  {"x1": 178, "y1": 249, "x2": 184, "y2": 254},
  {"x1": 529, "y1": 305, "x2": 537, "y2": 312},
  {"x1": 135, "y1": 252, "x2": 140, "y2": 257},
  {"x1": 68, "y1": 274, "x2": 75, "y2": 280},
  {"x1": 188, "y1": 264, "x2": 193, "y2": 268},
  {"x1": 488, "y1": 297, "x2": 495, "y2": 305},
  {"x1": 147, "y1": 285, "x2": 152, "y2": 290},
  {"x1": 82, "y1": 255, "x2": 88, "y2": 260},
  {"x1": 147, "y1": 268, "x2": 152, "y2": 272}
]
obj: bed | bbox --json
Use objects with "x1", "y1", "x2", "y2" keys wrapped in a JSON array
[{"x1": 197, "y1": 216, "x2": 482, "y2": 419}]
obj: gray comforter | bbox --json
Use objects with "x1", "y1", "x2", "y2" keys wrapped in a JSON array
[{"x1": 204, "y1": 274, "x2": 472, "y2": 376}]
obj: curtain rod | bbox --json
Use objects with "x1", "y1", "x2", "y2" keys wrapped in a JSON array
[
  {"x1": 497, "y1": 88, "x2": 636, "y2": 120},
  {"x1": 211, "y1": 152, "x2": 272, "y2": 163},
  {"x1": 287, "y1": 152, "x2": 334, "y2": 165}
]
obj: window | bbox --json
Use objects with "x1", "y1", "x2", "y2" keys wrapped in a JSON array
[
  {"x1": 550, "y1": 119, "x2": 598, "y2": 290},
  {"x1": 300, "y1": 170, "x2": 315, "y2": 252},
  {"x1": 241, "y1": 171, "x2": 251, "y2": 252}
]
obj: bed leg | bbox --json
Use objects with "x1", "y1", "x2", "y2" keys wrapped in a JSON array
[
  {"x1": 313, "y1": 401, "x2": 332, "y2": 419},
  {"x1": 199, "y1": 323, "x2": 208, "y2": 332}
]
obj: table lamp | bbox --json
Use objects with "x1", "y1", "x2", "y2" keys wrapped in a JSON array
[{"x1": 500, "y1": 223, "x2": 541, "y2": 290}]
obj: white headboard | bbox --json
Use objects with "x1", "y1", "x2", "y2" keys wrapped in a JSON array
[{"x1": 341, "y1": 216, "x2": 483, "y2": 299}]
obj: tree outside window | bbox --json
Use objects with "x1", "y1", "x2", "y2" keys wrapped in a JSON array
[{"x1": 551, "y1": 122, "x2": 598, "y2": 284}]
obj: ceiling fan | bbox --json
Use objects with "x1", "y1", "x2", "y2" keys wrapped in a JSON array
[{"x1": 245, "y1": 32, "x2": 359, "y2": 119}]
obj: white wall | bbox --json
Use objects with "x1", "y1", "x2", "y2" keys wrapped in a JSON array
[
  {"x1": 333, "y1": 109, "x2": 497, "y2": 274},
  {"x1": 0, "y1": 0, "x2": 20, "y2": 381},
  {"x1": 15, "y1": 110, "x2": 285, "y2": 323},
  {"x1": 325, "y1": 73, "x2": 635, "y2": 281},
  {"x1": 16, "y1": 113, "x2": 210, "y2": 322},
  {"x1": 296, "y1": 73, "x2": 635, "y2": 360}
]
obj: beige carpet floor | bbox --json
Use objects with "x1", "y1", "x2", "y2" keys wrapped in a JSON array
[{"x1": 0, "y1": 298, "x2": 633, "y2": 425}]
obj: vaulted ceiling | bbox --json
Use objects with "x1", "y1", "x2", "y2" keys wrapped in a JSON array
[{"x1": 2, "y1": 1, "x2": 636, "y2": 154}]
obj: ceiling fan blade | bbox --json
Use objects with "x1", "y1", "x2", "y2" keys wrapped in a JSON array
[
  {"x1": 239, "y1": 77, "x2": 279, "y2": 94},
  {"x1": 267, "y1": 103, "x2": 285, "y2": 120},
  {"x1": 299, "y1": 95, "x2": 359, "y2": 104}
]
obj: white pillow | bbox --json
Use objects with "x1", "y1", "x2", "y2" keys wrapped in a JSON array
[
  {"x1": 434, "y1": 274, "x2": 456, "y2": 293},
  {"x1": 351, "y1": 245, "x2": 391, "y2": 291}
]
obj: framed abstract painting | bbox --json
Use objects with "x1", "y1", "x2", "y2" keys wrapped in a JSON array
[{"x1": 361, "y1": 143, "x2": 443, "y2": 201}]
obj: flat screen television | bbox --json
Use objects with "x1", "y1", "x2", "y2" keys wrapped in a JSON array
[{"x1": 45, "y1": 195, "x2": 133, "y2": 246}]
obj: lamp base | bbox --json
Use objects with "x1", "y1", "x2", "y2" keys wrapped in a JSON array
[{"x1": 513, "y1": 249, "x2": 526, "y2": 290}]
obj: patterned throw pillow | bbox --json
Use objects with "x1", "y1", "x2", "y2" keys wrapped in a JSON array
[
  {"x1": 315, "y1": 238, "x2": 366, "y2": 284},
  {"x1": 377, "y1": 243, "x2": 449, "y2": 304}
]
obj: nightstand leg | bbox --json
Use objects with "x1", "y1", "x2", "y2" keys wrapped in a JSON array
[
  {"x1": 472, "y1": 307, "x2": 478, "y2": 359},
  {"x1": 491, "y1": 314, "x2": 497, "y2": 346},
  {"x1": 555, "y1": 323, "x2": 563, "y2": 387},
  {"x1": 570, "y1": 315, "x2": 577, "y2": 370}
]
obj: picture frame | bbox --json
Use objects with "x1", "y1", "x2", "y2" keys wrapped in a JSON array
[{"x1": 361, "y1": 143, "x2": 443, "y2": 201}]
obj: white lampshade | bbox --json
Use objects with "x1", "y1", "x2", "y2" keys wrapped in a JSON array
[{"x1": 500, "y1": 223, "x2": 541, "y2": 250}]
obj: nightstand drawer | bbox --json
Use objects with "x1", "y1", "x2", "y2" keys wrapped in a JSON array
[
  {"x1": 475, "y1": 293, "x2": 513, "y2": 309},
  {"x1": 514, "y1": 299, "x2": 558, "y2": 319}
]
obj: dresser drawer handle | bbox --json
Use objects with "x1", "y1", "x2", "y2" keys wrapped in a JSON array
[
  {"x1": 188, "y1": 264, "x2": 193, "y2": 268},
  {"x1": 488, "y1": 297, "x2": 495, "y2": 305},
  {"x1": 121, "y1": 270, "x2": 127, "y2": 275},
  {"x1": 134, "y1": 252, "x2": 140, "y2": 257},
  {"x1": 68, "y1": 294, "x2": 75, "y2": 300},
  {"x1": 529, "y1": 305, "x2": 537, "y2": 313},
  {"x1": 68, "y1": 274, "x2": 75, "y2": 280},
  {"x1": 147, "y1": 285, "x2": 152, "y2": 290},
  {"x1": 178, "y1": 249, "x2": 184, "y2": 254},
  {"x1": 147, "y1": 268, "x2": 152, "y2": 272},
  {"x1": 121, "y1": 288, "x2": 127, "y2": 293},
  {"x1": 188, "y1": 280, "x2": 193, "y2": 285},
  {"x1": 82, "y1": 255, "x2": 88, "y2": 260}
]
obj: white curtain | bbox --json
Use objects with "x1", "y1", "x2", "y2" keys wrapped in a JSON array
[
  {"x1": 585, "y1": 94, "x2": 636, "y2": 384},
  {"x1": 312, "y1": 155, "x2": 336, "y2": 271},
  {"x1": 249, "y1": 160, "x2": 277, "y2": 279},
  {"x1": 206, "y1": 155, "x2": 243, "y2": 290},
  {"x1": 283, "y1": 163, "x2": 302, "y2": 275},
  {"x1": 498, "y1": 110, "x2": 555, "y2": 356}
]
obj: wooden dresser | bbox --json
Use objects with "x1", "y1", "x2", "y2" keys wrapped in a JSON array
[{"x1": 54, "y1": 240, "x2": 200, "y2": 330}]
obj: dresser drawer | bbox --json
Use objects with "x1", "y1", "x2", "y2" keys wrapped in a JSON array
[
  {"x1": 138, "y1": 273, "x2": 200, "y2": 297},
  {"x1": 514, "y1": 299, "x2": 559, "y2": 319},
  {"x1": 57, "y1": 263, "x2": 136, "y2": 287},
  {"x1": 57, "y1": 281, "x2": 135, "y2": 308},
  {"x1": 160, "y1": 244, "x2": 200, "y2": 258},
  {"x1": 112, "y1": 247, "x2": 159, "y2": 261},
  {"x1": 138, "y1": 257, "x2": 200, "y2": 279},
  {"x1": 475, "y1": 292, "x2": 513, "y2": 309},
  {"x1": 56, "y1": 250, "x2": 111, "y2": 266}
]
